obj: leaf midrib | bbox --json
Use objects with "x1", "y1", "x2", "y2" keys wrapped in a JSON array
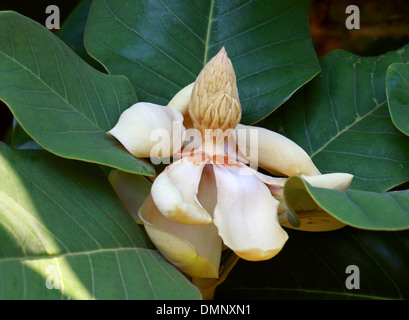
[
  {"x1": 0, "y1": 247, "x2": 154, "y2": 264},
  {"x1": 310, "y1": 100, "x2": 386, "y2": 159},
  {"x1": 100, "y1": 0, "x2": 197, "y2": 78},
  {"x1": 203, "y1": 0, "x2": 215, "y2": 66}
]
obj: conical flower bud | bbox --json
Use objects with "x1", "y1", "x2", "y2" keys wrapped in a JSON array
[{"x1": 189, "y1": 47, "x2": 241, "y2": 136}]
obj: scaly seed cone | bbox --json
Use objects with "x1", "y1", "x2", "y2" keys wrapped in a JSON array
[{"x1": 189, "y1": 47, "x2": 241, "y2": 136}]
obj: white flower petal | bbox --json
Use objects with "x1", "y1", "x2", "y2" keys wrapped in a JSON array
[
  {"x1": 234, "y1": 124, "x2": 320, "y2": 176},
  {"x1": 151, "y1": 155, "x2": 213, "y2": 225},
  {"x1": 301, "y1": 173, "x2": 354, "y2": 190},
  {"x1": 139, "y1": 195, "x2": 222, "y2": 278},
  {"x1": 168, "y1": 83, "x2": 194, "y2": 115},
  {"x1": 108, "y1": 102, "x2": 185, "y2": 158},
  {"x1": 252, "y1": 169, "x2": 287, "y2": 198},
  {"x1": 212, "y1": 164, "x2": 288, "y2": 261}
]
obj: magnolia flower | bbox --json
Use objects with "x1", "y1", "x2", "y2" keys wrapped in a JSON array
[{"x1": 108, "y1": 47, "x2": 353, "y2": 279}]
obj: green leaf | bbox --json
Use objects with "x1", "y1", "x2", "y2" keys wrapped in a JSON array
[
  {"x1": 0, "y1": 142, "x2": 200, "y2": 299},
  {"x1": 6, "y1": 118, "x2": 40, "y2": 149},
  {"x1": 261, "y1": 46, "x2": 409, "y2": 192},
  {"x1": 386, "y1": 62, "x2": 409, "y2": 136},
  {"x1": 57, "y1": 0, "x2": 105, "y2": 72},
  {"x1": 216, "y1": 227, "x2": 409, "y2": 299},
  {"x1": 0, "y1": 11, "x2": 154, "y2": 176},
  {"x1": 84, "y1": 0, "x2": 320, "y2": 124},
  {"x1": 284, "y1": 176, "x2": 409, "y2": 231}
]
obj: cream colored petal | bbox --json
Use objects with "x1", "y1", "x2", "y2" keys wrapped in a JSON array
[
  {"x1": 168, "y1": 83, "x2": 195, "y2": 130},
  {"x1": 301, "y1": 173, "x2": 354, "y2": 191},
  {"x1": 139, "y1": 195, "x2": 222, "y2": 278},
  {"x1": 212, "y1": 164, "x2": 288, "y2": 261},
  {"x1": 108, "y1": 102, "x2": 185, "y2": 158},
  {"x1": 252, "y1": 170, "x2": 287, "y2": 198},
  {"x1": 224, "y1": 133, "x2": 251, "y2": 165},
  {"x1": 108, "y1": 170, "x2": 152, "y2": 224},
  {"x1": 151, "y1": 156, "x2": 213, "y2": 225},
  {"x1": 234, "y1": 124, "x2": 320, "y2": 176},
  {"x1": 168, "y1": 83, "x2": 194, "y2": 115}
]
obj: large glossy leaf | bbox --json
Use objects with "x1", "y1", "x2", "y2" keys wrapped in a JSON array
[
  {"x1": 261, "y1": 46, "x2": 409, "y2": 192},
  {"x1": 57, "y1": 0, "x2": 105, "y2": 72},
  {"x1": 387, "y1": 62, "x2": 409, "y2": 136},
  {"x1": 0, "y1": 142, "x2": 200, "y2": 299},
  {"x1": 215, "y1": 227, "x2": 409, "y2": 299},
  {"x1": 0, "y1": 11, "x2": 154, "y2": 176},
  {"x1": 284, "y1": 176, "x2": 409, "y2": 230},
  {"x1": 84, "y1": 0, "x2": 320, "y2": 124}
]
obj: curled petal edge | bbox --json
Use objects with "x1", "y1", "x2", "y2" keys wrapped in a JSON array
[
  {"x1": 301, "y1": 173, "x2": 354, "y2": 191},
  {"x1": 151, "y1": 157, "x2": 213, "y2": 225}
]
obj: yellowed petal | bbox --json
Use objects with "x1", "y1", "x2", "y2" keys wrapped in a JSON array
[
  {"x1": 139, "y1": 195, "x2": 222, "y2": 278},
  {"x1": 108, "y1": 102, "x2": 185, "y2": 158},
  {"x1": 234, "y1": 124, "x2": 320, "y2": 176},
  {"x1": 151, "y1": 156, "x2": 213, "y2": 225},
  {"x1": 279, "y1": 210, "x2": 346, "y2": 232},
  {"x1": 301, "y1": 173, "x2": 354, "y2": 191},
  {"x1": 279, "y1": 173, "x2": 353, "y2": 232},
  {"x1": 168, "y1": 83, "x2": 194, "y2": 115},
  {"x1": 212, "y1": 164, "x2": 288, "y2": 261}
]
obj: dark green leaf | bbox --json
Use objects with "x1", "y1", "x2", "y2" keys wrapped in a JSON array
[
  {"x1": 0, "y1": 11, "x2": 154, "y2": 176},
  {"x1": 57, "y1": 0, "x2": 105, "y2": 72},
  {"x1": 84, "y1": 0, "x2": 320, "y2": 124},
  {"x1": 386, "y1": 62, "x2": 409, "y2": 136},
  {"x1": 261, "y1": 46, "x2": 409, "y2": 192},
  {"x1": 284, "y1": 175, "x2": 409, "y2": 230},
  {"x1": 216, "y1": 228, "x2": 409, "y2": 299}
]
